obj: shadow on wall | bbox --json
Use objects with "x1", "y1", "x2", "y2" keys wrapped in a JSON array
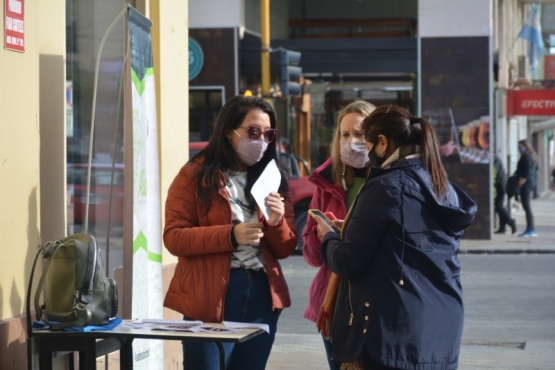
[{"x1": 0, "y1": 188, "x2": 40, "y2": 369}]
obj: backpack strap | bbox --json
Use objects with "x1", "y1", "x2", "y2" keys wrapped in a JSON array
[
  {"x1": 33, "y1": 240, "x2": 81, "y2": 328},
  {"x1": 26, "y1": 244, "x2": 44, "y2": 330}
]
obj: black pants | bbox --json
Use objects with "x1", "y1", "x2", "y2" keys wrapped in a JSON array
[
  {"x1": 494, "y1": 191, "x2": 511, "y2": 230},
  {"x1": 520, "y1": 184, "x2": 535, "y2": 231}
]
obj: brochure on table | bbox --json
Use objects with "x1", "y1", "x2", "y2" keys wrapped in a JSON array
[{"x1": 123, "y1": 319, "x2": 270, "y2": 334}]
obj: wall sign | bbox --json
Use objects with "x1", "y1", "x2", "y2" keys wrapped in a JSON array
[
  {"x1": 545, "y1": 55, "x2": 555, "y2": 80},
  {"x1": 4, "y1": 0, "x2": 24, "y2": 52},
  {"x1": 189, "y1": 37, "x2": 204, "y2": 81},
  {"x1": 507, "y1": 89, "x2": 555, "y2": 116}
]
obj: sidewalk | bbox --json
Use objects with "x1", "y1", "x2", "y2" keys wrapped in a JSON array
[{"x1": 461, "y1": 190, "x2": 555, "y2": 254}]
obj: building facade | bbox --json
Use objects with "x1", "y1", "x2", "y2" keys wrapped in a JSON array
[{"x1": 2, "y1": 0, "x2": 554, "y2": 368}]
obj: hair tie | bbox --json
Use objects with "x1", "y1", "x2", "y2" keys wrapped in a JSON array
[{"x1": 409, "y1": 117, "x2": 420, "y2": 125}]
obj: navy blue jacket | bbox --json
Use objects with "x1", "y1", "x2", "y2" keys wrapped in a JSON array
[
  {"x1": 321, "y1": 157, "x2": 477, "y2": 369},
  {"x1": 515, "y1": 153, "x2": 537, "y2": 191}
]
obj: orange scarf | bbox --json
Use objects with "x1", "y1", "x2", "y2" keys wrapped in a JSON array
[{"x1": 316, "y1": 272, "x2": 340, "y2": 338}]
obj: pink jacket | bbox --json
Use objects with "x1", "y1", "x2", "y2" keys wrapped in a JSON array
[
  {"x1": 302, "y1": 158, "x2": 347, "y2": 322},
  {"x1": 164, "y1": 159, "x2": 297, "y2": 322}
]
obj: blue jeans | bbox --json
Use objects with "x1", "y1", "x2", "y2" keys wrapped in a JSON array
[
  {"x1": 182, "y1": 268, "x2": 281, "y2": 370},
  {"x1": 322, "y1": 334, "x2": 342, "y2": 370}
]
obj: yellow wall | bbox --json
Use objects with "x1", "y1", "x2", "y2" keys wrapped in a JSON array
[
  {"x1": 0, "y1": 0, "x2": 188, "y2": 368},
  {"x1": 149, "y1": 0, "x2": 189, "y2": 268},
  {"x1": 1, "y1": 0, "x2": 43, "y2": 321},
  {"x1": 149, "y1": 0, "x2": 189, "y2": 366}
]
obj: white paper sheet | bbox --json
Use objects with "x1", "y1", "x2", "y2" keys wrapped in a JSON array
[
  {"x1": 223, "y1": 321, "x2": 270, "y2": 334},
  {"x1": 251, "y1": 159, "x2": 281, "y2": 220}
]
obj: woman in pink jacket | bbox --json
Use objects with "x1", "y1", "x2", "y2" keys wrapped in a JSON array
[
  {"x1": 164, "y1": 95, "x2": 297, "y2": 370},
  {"x1": 302, "y1": 100, "x2": 375, "y2": 369}
]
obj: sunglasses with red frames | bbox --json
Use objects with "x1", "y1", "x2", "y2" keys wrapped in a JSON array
[{"x1": 236, "y1": 125, "x2": 277, "y2": 143}]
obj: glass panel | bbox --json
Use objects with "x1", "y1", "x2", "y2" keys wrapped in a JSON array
[
  {"x1": 66, "y1": 0, "x2": 132, "y2": 275},
  {"x1": 189, "y1": 88, "x2": 224, "y2": 141}
]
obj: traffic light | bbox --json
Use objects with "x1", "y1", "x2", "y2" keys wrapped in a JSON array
[{"x1": 280, "y1": 49, "x2": 302, "y2": 97}]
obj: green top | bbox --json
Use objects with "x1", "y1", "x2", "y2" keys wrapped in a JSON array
[{"x1": 347, "y1": 176, "x2": 366, "y2": 208}]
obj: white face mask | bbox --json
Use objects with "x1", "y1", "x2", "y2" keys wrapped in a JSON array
[
  {"x1": 234, "y1": 133, "x2": 268, "y2": 166},
  {"x1": 340, "y1": 141, "x2": 369, "y2": 168}
]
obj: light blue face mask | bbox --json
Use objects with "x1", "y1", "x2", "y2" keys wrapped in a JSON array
[
  {"x1": 519, "y1": 146, "x2": 526, "y2": 154},
  {"x1": 340, "y1": 141, "x2": 369, "y2": 168}
]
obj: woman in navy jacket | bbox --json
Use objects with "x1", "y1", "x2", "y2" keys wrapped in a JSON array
[
  {"x1": 515, "y1": 139, "x2": 539, "y2": 237},
  {"x1": 313, "y1": 105, "x2": 477, "y2": 370}
]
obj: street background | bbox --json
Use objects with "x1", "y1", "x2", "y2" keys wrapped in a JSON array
[
  {"x1": 267, "y1": 191, "x2": 555, "y2": 370},
  {"x1": 96, "y1": 192, "x2": 555, "y2": 369}
]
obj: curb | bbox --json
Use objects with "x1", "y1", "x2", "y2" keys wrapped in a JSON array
[{"x1": 460, "y1": 249, "x2": 555, "y2": 254}]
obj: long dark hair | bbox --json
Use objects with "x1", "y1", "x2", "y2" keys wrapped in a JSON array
[
  {"x1": 518, "y1": 139, "x2": 539, "y2": 166},
  {"x1": 362, "y1": 104, "x2": 449, "y2": 198},
  {"x1": 192, "y1": 95, "x2": 290, "y2": 212}
]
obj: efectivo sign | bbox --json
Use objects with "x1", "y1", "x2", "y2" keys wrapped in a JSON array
[{"x1": 507, "y1": 89, "x2": 555, "y2": 116}]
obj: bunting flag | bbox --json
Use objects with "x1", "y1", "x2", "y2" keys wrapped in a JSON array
[{"x1": 517, "y1": 3, "x2": 544, "y2": 74}]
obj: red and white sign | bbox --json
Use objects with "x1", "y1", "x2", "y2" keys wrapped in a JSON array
[
  {"x1": 506, "y1": 89, "x2": 555, "y2": 116},
  {"x1": 4, "y1": 0, "x2": 25, "y2": 52},
  {"x1": 545, "y1": 55, "x2": 555, "y2": 80}
]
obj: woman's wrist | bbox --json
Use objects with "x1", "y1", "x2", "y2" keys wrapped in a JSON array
[
  {"x1": 264, "y1": 216, "x2": 283, "y2": 228},
  {"x1": 230, "y1": 225, "x2": 239, "y2": 248}
]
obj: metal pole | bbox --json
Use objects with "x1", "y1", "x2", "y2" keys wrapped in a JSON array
[{"x1": 261, "y1": 0, "x2": 270, "y2": 97}]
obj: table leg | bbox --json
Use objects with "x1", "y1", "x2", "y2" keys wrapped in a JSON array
[
  {"x1": 215, "y1": 342, "x2": 225, "y2": 370},
  {"x1": 79, "y1": 338, "x2": 98, "y2": 370},
  {"x1": 68, "y1": 352, "x2": 75, "y2": 370},
  {"x1": 120, "y1": 338, "x2": 134, "y2": 370},
  {"x1": 38, "y1": 338, "x2": 53, "y2": 370}
]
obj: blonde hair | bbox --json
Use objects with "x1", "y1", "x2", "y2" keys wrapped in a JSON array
[{"x1": 329, "y1": 100, "x2": 376, "y2": 187}]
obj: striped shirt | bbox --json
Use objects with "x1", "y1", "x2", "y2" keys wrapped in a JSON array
[{"x1": 226, "y1": 171, "x2": 266, "y2": 271}]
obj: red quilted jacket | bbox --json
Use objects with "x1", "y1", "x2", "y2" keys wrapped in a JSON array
[{"x1": 163, "y1": 159, "x2": 297, "y2": 322}]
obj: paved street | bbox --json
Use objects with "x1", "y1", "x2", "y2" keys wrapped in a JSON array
[
  {"x1": 269, "y1": 254, "x2": 555, "y2": 370},
  {"x1": 268, "y1": 192, "x2": 555, "y2": 370}
]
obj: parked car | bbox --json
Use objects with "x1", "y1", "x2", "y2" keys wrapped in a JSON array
[
  {"x1": 67, "y1": 163, "x2": 124, "y2": 230},
  {"x1": 189, "y1": 140, "x2": 315, "y2": 251}
]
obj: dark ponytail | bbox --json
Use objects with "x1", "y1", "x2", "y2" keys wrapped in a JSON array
[
  {"x1": 363, "y1": 105, "x2": 448, "y2": 198},
  {"x1": 410, "y1": 116, "x2": 448, "y2": 198}
]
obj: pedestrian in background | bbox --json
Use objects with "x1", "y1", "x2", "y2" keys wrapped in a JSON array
[
  {"x1": 302, "y1": 100, "x2": 375, "y2": 369},
  {"x1": 494, "y1": 155, "x2": 516, "y2": 234},
  {"x1": 516, "y1": 139, "x2": 539, "y2": 237},
  {"x1": 313, "y1": 104, "x2": 476, "y2": 369},
  {"x1": 163, "y1": 95, "x2": 298, "y2": 370}
]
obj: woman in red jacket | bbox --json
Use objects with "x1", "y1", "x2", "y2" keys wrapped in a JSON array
[
  {"x1": 302, "y1": 100, "x2": 375, "y2": 369},
  {"x1": 164, "y1": 95, "x2": 298, "y2": 370}
]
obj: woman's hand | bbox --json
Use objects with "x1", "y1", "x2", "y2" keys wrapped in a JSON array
[
  {"x1": 314, "y1": 216, "x2": 336, "y2": 242},
  {"x1": 233, "y1": 222, "x2": 264, "y2": 245},
  {"x1": 265, "y1": 192, "x2": 285, "y2": 226}
]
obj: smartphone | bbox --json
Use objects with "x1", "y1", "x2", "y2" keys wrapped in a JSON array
[{"x1": 308, "y1": 209, "x2": 341, "y2": 232}]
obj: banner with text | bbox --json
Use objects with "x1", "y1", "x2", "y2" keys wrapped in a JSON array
[{"x1": 128, "y1": 7, "x2": 163, "y2": 370}]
